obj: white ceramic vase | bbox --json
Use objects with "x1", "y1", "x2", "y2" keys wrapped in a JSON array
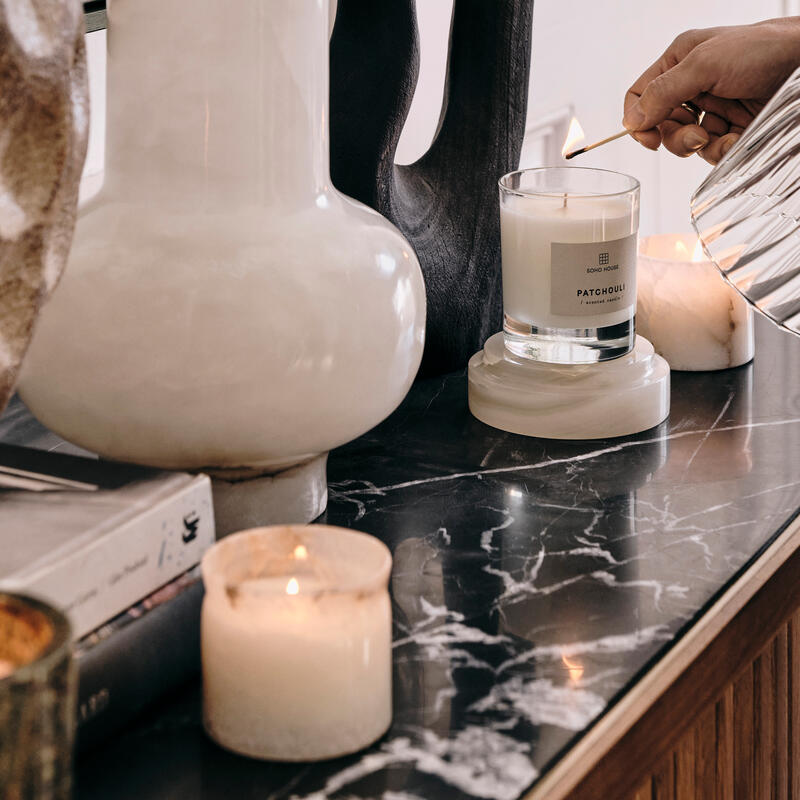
[{"x1": 18, "y1": 0, "x2": 426, "y2": 529}]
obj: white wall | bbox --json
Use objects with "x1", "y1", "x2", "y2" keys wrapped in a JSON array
[
  {"x1": 398, "y1": 0, "x2": 787, "y2": 235},
  {"x1": 85, "y1": 2, "x2": 788, "y2": 233}
]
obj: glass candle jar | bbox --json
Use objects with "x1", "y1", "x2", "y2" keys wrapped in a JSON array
[
  {"x1": 0, "y1": 593, "x2": 75, "y2": 800},
  {"x1": 499, "y1": 167, "x2": 640, "y2": 364},
  {"x1": 201, "y1": 525, "x2": 392, "y2": 761}
]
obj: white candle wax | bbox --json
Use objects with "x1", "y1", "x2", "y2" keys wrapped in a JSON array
[
  {"x1": 500, "y1": 194, "x2": 637, "y2": 330},
  {"x1": 201, "y1": 526, "x2": 392, "y2": 761},
  {"x1": 637, "y1": 234, "x2": 755, "y2": 371}
]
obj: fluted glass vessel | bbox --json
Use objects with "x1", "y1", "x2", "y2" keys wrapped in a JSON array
[{"x1": 691, "y1": 66, "x2": 800, "y2": 335}]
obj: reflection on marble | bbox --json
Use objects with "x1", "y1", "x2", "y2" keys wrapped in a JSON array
[{"x1": 14, "y1": 316, "x2": 799, "y2": 800}]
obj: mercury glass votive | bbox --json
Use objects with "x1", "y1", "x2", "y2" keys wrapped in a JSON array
[
  {"x1": 637, "y1": 234, "x2": 754, "y2": 371},
  {"x1": 201, "y1": 525, "x2": 392, "y2": 761},
  {"x1": 0, "y1": 593, "x2": 75, "y2": 800},
  {"x1": 499, "y1": 167, "x2": 640, "y2": 364}
]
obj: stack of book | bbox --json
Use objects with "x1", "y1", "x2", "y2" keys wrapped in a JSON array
[{"x1": 0, "y1": 443, "x2": 215, "y2": 750}]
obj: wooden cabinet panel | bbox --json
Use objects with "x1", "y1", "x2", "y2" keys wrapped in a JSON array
[
  {"x1": 620, "y1": 612, "x2": 800, "y2": 800},
  {"x1": 694, "y1": 704, "x2": 716, "y2": 798},
  {"x1": 716, "y1": 687, "x2": 735, "y2": 800},
  {"x1": 776, "y1": 628, "x2": 789, "y2": 800},
  {"x1": 734, "y1": 664, "x2": 755, "y2": 797}
]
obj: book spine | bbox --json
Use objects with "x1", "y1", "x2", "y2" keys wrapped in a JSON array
[
  {"x1": 75, "y1": 579, "x2": 204, "y2": 752},
  {"x1": 21, "y1": 475, "x2": 214, "y2": 638}
]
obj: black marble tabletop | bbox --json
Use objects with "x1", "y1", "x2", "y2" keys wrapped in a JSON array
[{"x1": 7, "y1": 316, "x2": 800, "y2": 800}]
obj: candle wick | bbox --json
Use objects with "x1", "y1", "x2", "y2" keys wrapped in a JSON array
[{"x1": 562, "y1": 193, "x2": 567, "y2": 209}]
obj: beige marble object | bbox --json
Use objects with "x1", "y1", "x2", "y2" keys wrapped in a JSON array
[
  {"x1": 0, "y1": 0, "x2": 89, "y2": 412},
  {"x1": 468, "y1": 333, "x2": 670, "y2": 439},
  {"x1": 17, "y1": 0, "x2": 425, "y2": 523},
  {"x1": 202, "y1": 526, "x2": 392, "y2": 761},
  {"x1": 210, "y1": 455, "x2": 329, "y2": 537},
  {"x1": 637, "y1": 234, "x2": 754, "y2": 371}
]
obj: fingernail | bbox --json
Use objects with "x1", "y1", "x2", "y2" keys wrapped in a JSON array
[
  {"x1": 721, "y1": 139, "x2": 735, "y2": 156},
  {"x1": 684, "y1": 132, "x2": 708, "y2": 151},
  {"x1": 623, "y1": 102, "x2": 645, "y2": 130}
]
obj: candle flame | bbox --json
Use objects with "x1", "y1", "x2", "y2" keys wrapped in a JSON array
[
  {"x1": 293, "y1": 544, "x2": 308, "y2": 560},
  {"x1": 674, "y1": 238, "x2": 707, "y2": 263},
  {"x1": 562, "y1": 117, "x2": 585, "y2": 158},
  {"x1": 674, "y1": 239, "x2": 690, "y2": 260},
  {"x1": 286, "y1": 577, "x2": 299, "y2": 595},
  {"x1": 562, "y1": 653, "x2": 584, "y2": 683}
]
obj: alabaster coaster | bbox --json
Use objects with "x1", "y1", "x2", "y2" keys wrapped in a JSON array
[{"x1": 468, "y1": 333, "x2": 670, "y2": 439}]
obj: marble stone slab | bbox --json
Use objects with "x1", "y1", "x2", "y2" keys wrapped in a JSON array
[{"x1": 3, "y1": 317, "x2": 800, "y2": 800}]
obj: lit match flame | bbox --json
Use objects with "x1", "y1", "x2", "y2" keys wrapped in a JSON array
[
  {"x1": 562, "y1": 653, "x2": 584, "y2": 683},
  {"x1": 286, "y1": 577, "x2": 299, "y2": 595},
  {"x1": 562, "y1": 118, "x2": 585, "y2": 159}
]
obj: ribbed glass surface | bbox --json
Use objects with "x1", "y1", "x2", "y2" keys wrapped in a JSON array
[{"x1": 691, "y1": 66, "x2": 800, "y2": 336}]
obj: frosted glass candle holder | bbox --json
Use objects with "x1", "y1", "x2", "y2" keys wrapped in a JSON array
[
  {"x1": 499, "y1": 167, "x2": 640, "y2": 364},
  {"x1": 638, "y1": 234, "x2": 754, "y2": 371},
  {"x1": 690, "y1": 66, "x2": 800, "y2": 335},
  {"x1": 201, "y1": 525, "x2": 392, "y2": 761}
]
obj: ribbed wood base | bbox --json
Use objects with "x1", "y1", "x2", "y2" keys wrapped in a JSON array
[{"x1": 625, "y1": 611, "x2": 800, "y2": 800}]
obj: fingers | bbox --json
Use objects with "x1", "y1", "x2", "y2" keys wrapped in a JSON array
[
  {"x1": 695, "y1": 94, "x2": 755, "y2": 128},
  {"x1": 630, "y1": 128, "x2": 662, "y2": 151},
  {"x1": 626, "y1": 52, "x2": 712, "y2": 132},
  {"x1": 698, "y1": 132, "x2": 740, "y2": 165},
  {"x1": 659, "y1": 121, "x2": 709, "y2": 157}
]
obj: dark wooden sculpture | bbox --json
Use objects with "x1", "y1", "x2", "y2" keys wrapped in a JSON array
[{"x1": 330, "y1": 0, "x2": 534, "y2": 376}]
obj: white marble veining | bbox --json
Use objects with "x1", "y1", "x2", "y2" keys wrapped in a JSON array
[
  {"x1": 471, "y1": 677, "x2": 606, "y2": 731},
  {"x1": 293, "y1": 728, "x2": 538, "y2": 800},
  {"x1": 334, "y1": 416, "x2": 800, "y2": 498}
]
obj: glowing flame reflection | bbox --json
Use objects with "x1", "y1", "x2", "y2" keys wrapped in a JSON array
[
  {"x1": 674, "y1": 238, "x2": 708, "y2": 263},
  {"x1": 562, "y1": 653, "x2": 584, "y2": 683},
  {"x1": 293, "y1": 544, "x2": 308, "y2": 560}
]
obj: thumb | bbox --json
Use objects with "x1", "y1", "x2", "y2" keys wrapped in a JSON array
[{"x1": 624, "y1": 55, "x2": 709, "y2": 131}]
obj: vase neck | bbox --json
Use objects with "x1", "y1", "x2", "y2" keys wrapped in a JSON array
[{"x1": 104, "y1": 0, "x2": 331, "y2": 207}]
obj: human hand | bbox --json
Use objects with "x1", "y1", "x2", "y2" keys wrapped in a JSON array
[{"x1": 623, "y1": 18, "x2": 800, "y2": 164}]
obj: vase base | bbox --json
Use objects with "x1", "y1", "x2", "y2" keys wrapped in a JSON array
[{"x1": 208, "y1": 454, "x2": 328, "y2": 537}]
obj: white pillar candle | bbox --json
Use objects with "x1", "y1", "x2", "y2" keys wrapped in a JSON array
[
  {"x1": 637, "y1": 234, "x2": 755, "y2": 371},
  {"x1": 201, "y1": 525, "x2": 392, "y2": 761},
  {"x1": 499, "y1": 168, "x2": 640, "y2": 364}
]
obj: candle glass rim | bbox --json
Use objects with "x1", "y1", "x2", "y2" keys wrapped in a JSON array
[
  {"x1": 201, "y1": 524, "x2": 392, "y2": 599},
  {"x1": 499, "y1": 166, "x2": 640, "y2": 201},
  {"x1": 0, "y1": 593, "x2": 72, "y2": 684}
]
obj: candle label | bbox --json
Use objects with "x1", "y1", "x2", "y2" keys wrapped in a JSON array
[{"x1": 550, "y1": 234, "x2": 636, "y2": 316}]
